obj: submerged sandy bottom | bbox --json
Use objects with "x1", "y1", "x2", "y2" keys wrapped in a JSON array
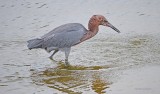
[{"x1": 0, "y1": 0, "x2": 160, "y2": 94}]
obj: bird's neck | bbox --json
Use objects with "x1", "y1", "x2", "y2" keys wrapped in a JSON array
[
  {"x1": 80, "y1": 21, "x2": 99, "y2": 42},
  {"x1": 88, "y1": 23, "x2": 99, "y2": 33}
]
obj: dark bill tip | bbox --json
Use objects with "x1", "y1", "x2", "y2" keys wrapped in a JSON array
[
  {"x1": 108, "y1": 23, "x2": 120, "y2": 33},
  {"x1": 111, "y1": 26, "x2": 120, "y2": 33}
]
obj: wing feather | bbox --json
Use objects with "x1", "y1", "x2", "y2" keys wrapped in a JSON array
[{"x1": 41, "y1": 23, "x2": 87, "y2": 48}]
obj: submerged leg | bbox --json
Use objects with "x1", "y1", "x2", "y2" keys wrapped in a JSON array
[
  {"x1": 64, "y1": 48, "x2": 71, "y2": 66},
  {"x1": 49, "y1": 49, "x2": 59, "y2": 60}
]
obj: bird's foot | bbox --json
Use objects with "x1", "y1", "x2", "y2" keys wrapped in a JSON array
[
  {"x1": 49, "y1": 56, "x2": 53, "y2": 60},
  {"x1": 49, "y1": 57, "x2": 57, "y2": 62},
  {"x1": 45, "y1": 49, "x2": 51, "y2": 53},
  {"x1": 65, "y1": 59, "x2": 70, "y2": 66}
]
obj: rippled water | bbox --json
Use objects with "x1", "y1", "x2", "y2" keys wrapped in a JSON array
[
  {"x1": 0, "y1": 32, "x2": 160, "y2": 94},
  {"x1": 1, "y1": 0, "x2": 160, "y2": 94},
  {"x1": 31, "y1": 62, "x2": 111, "y2": 94}
]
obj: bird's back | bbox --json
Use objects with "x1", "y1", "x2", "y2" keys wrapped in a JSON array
[
  {"x1": 42, "y1": 23, "x2": 86, "y2": 38},
  {"x1": 41, "y1": 23, "x2": 87, "y2": 49}
]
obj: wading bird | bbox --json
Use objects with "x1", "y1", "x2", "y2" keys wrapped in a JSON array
[{"x1": 27, "y1": 15, "x2": 120, "y2": 66}]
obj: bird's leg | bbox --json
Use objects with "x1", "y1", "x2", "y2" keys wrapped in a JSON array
[
  {"x1": 64, "y1": 48, "x2": 71, "y2": 66},
  {"x1": 49, "y1": 49, "x2": 59, "y2": 60},
  {"x1": 65, "y1": 59, "x2": 69, "y2": 66}
]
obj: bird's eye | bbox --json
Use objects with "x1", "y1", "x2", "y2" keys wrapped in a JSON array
[
  {"x1": 100, "y1": 18, "x2": 103, "y2": 21},
  {"x1": 104, "y1": 20, "x2": 108, "y2": 22}
]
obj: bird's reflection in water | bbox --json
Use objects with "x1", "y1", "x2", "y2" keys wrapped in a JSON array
[
  {"x1": 31, "y1": 62, "x2": 111, "y2": 94},
  {"x1": 92, "y1": 75, "x2": 109, "y2": 94}
]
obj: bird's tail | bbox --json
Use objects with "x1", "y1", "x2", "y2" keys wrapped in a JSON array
[{"x1": 27, "y1": 38, "x2": 43, "y2": 50}]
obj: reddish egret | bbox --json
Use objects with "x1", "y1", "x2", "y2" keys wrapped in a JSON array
[{"x1": 27, "y1": 15, "x2": 120, "y2": 65}]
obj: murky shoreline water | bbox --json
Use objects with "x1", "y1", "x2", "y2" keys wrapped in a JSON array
[
  {"x1": 0, "y1": 32, "x2": 160, "y2": 94},
  {"x1": 31, "y1": 62, "x2": 111, "y2": 94},
  {"x1": 1, "y1": 0, "x2": 160, "y2": 93}
]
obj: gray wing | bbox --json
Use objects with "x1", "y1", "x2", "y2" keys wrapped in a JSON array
[{"x1": 41, "y1": 23, "x2": 87, "y2": 48}]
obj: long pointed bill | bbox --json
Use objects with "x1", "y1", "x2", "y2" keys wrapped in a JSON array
[{"x1": 107, "y1": 23, "x2": 120, "y2": 33}]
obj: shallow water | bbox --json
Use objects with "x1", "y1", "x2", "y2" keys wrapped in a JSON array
[
  {"x1": 0, "y1": 33, "x2": 160, "y2": 94},
  {"x1": 31, "y1": 62, "x2": 112, "y2": 94},
  {"x1": 1, "y1": 0, "x2": 160, "y2": 94}
]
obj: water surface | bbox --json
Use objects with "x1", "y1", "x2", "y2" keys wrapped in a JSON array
[{"x1": 0, "y1": 0, "x2": 160, "y2": 94}]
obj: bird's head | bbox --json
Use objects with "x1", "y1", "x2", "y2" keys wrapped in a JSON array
[{"x1": 90, "y1": 15, "x2": 120, "y2": 33}]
